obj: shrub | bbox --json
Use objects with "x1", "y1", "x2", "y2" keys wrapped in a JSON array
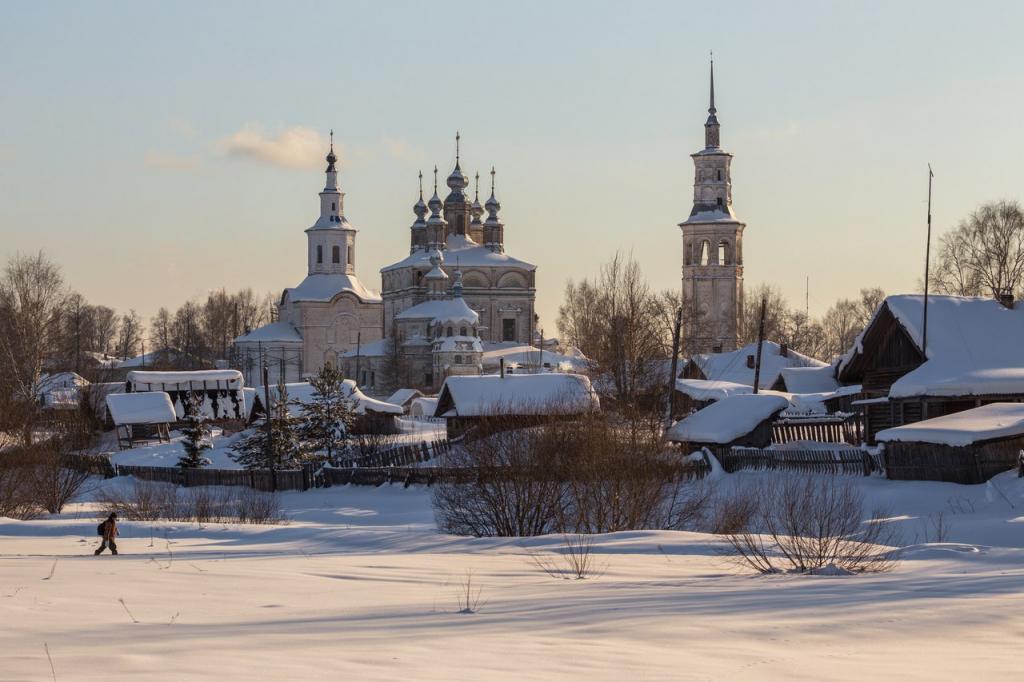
[{"x1": 96, "y1": 480, "x2": 282, "y2": 524}]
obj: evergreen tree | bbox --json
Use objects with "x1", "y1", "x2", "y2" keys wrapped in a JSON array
[
  {"x1": 230, "y1": 380, "x2": 305, "y2": 470},
  {"x1": 300, "y1": 364, "x2": 355, "y2": 461},
  {"x1": 178, "y1": 392, "x2": 211, "y2": 468}
]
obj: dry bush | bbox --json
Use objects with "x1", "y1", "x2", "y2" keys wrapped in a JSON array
[
  {"x1": 432, "y1": 409, "x2": 717, "y2": 537},
  {"x1": 0, "y1": 454, "x2": 43, "y2": 519},
  {"x1": 455, "y1": 571, "x2": 485, "y2": 614},
  {"x1": 27, "y1": 446, "x2": 93, "y2": 514},
  {"x1": 96, "y1": 480, "x2": 282, "y2": 524},
  {"x1": 725, "y1": 475, "x2": 898, "y2": 574},
  {"x1": 529, "y1": 533, "x2": 605, "y2": 580}
]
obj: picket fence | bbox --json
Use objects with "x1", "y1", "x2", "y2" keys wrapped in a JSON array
[{"x1": 714, "y1": 446, "x2": 881, "y2": 476}]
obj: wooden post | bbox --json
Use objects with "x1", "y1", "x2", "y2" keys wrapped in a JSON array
[
  {"x1": 665, "y1": 307, "x2": 683, "y2": 428},
  {"x1": 752, "y1": 298, "x2": 767, "y2": 394}
]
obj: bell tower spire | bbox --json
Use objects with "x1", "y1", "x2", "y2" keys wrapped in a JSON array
[{"x1": 705, "y1": 54, "x2": 720, "y2": 149}]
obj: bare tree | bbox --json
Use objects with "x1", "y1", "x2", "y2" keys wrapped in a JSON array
[{"x1": 932, "y1": 200, "x2": 1024, "y2": 298}]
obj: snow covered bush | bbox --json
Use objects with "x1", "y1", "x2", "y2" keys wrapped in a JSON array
[
  {"x1": 178, "y1": 393, "x2": 212, "y2": 469},
  {"x1": 724, "y1": 475, "x2": 898, "y2": 574}
]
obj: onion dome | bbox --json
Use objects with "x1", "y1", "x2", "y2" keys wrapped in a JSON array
[
  {"x1": 325, "y1": 130, "x2": 338, "y2": 172},
  {"x1": 445, "y1": 131, "x2": 470, "y2": 193},
  {"x1": 484, "y1": 166, "x2": 501, "y2": 218},
  {"x1": 413, "y1": 170, "x2": 428, "y2": 225},
  {"x1": 425, "y1": 250, "x2": 448, "y2": 281}
]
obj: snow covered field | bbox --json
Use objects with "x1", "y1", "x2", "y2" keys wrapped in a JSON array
[{"x1": 2, "y1": 472, "x2": 1023, "y2": 680}]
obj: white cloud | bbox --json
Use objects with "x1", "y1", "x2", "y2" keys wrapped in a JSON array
[
  {"x1": 217, "y1": 125, "x2": 327, "y2": 169},
  {"x1": 143, "y1": 151, "x2": 202, "y2": 172}
]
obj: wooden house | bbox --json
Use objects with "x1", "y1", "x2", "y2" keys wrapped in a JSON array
[
  {"x1": 876, "y1": 402, "x2": 1024, "y2": 483},
  {"x1": 666, "y1": 394, "x2": 790, "y2": 451},
  {"x1": 838, "y1": 295, "x2": 1024, "y2": 443}
]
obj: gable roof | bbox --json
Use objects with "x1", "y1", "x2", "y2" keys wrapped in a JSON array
[
  {"x1": 234, "y1": 321, "x2": 303, "y2": 344},
  {"x1": 105, "y1": 392, "x2": 177, "y2": 425},
  {"x1": 666, "y1": 394, "x2": 789, "y2": 444},
  {"x1": 435, "y1": 373, "x2": 600, "y2": 418},
  {"x1": 688, "y1": 341, "x2": 827, "y2": 389},
  {"x1": 876, "y1": 402, "x2": 1024, "y2": 446},
  {"x1": 839, "y1": 295, "x2": 1024, "y2": 398},
  {"x1": 778, "y1": 365, "x2": 840, "y2": 394}
]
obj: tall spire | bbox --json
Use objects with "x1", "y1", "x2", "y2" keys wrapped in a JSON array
[
  {"x1": 704, "y1": 53, "x2": 721, "y2": 149},
  {"x1": 325, "y1": 128, "x2": 338, "y2": 173},
  {"x1": 455, "y1": 131, "x2": 461, "y2": 166}
]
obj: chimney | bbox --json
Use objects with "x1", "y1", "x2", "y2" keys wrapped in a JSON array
[
  {"x1": 780, "y1": 343, "x2": 789, "y2": 358},
  {"x1": 998, "y1": 291, "x2": 1015, "y2": 309},
  {"x1": 746, "y1": 354, "x2": 755, "y2": 369}
]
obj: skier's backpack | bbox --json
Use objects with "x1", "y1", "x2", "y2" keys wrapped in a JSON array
[{"x1": 97, "y1": 522, "x2": 105, "y2": 537}]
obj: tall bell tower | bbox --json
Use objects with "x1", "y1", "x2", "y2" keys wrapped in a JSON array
[{"x1": 680, "y1": 57, "x2": 745, "y2": 354}]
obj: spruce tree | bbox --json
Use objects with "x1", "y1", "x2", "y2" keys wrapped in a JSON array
[
  {"x1": 300, "y1": 364, "x2": 355, "y2": 461},
  {"x1": 230, "y1": 380, "x2": 305, "y2": 470},
  {"x1": 178, "y1": 392, "x2": 211, "y2": 468}
]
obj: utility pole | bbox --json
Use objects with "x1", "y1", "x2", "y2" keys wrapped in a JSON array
[
  {"x1": 538, "y1": 327, "x2": 544, "y2": 373},
  {"x1": 752, "y1": 297, "x2": 767, "y2": 394},
  {"x1": 355, "y1": 330, "x2": 362, "y2": 385},
  {"x1": 922, "y1": 164, "x2": 934, "y2": 358},
  {"x1": 665, "y1": 307, "x2": 683, "y2": 428}
]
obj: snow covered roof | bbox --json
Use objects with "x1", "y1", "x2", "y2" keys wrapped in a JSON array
[
  {"x1": 395, "y1": 297, "x2": 478, "y2": 325},
  {"x1": 128, "y1": 370, "x2": 244, "y2": 391},
  {"x1": 876, "y1": 403, "x2": 1024, "y2": 447},
  {"x1": 381, "y1": 234, "x2": 536, "y2": 273},
  {"x1": 666, "y1": 394, "x2": 789, "y2": 444},
  {"x1": 410, "y1": 396, "x2": 438, "y2": 417},
  {"x1": 386, "y1": 388, "x2": 423, "y2": 408},
  {"x1": 234, "y1": 321, "x2": 302, "y2": 344},
  {"x1": 258, "y1": 380, "x2": 403, "y2": 416},
  {"x1": 481, "y1": 343, "x2": 589, "y2": 372},
  {"x1": 675, "y1": 378, "x2": 753, "y2": 403},
  {"x1": 284, "y1": 273, "x2": 382, "y2": 304},
  {"x1": 678, "y1": 207, "x2": 741, "y2": 225},
  {"x1": 688, "y1": 341, "x2": 827, "y2": 389},
  {"x1": 436, "y1": 373, "x2": 600, "y2": 418},
  {"x1": 778, "y1": 365, "x2": 840, "y2": 394},
  {"x1": 105, "y1": 392, "x2": 177, "y2": 425},
  {"x1": 339, "y1": 337, "x2": 392, "y2": 358},
  {"x1": 840, "y1": 295, "x2": 1024, "y2": 398}
]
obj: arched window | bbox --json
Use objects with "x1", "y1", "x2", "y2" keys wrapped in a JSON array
[
  {"x1": 331, "y1": 202, "x2": 336, "y2": 211},
  {"x1": 347, "y1": 246, "x2": 353, "y2": 265},
  {"x1": 699, "y1": 240, "x2": 710, "y2": 266},
  {"x1": 718, "y1": 240, "x2": 729, "y2": 265},
  {"x1": 332, "y1": 245, "x2": 340, "y2": 263},
  {"x1": 460, "y1": 326, "x2": 467, "y2": 336},
  {"x1": 316, "y1": 245, "x2": 323, "y2": 264},
  {"x1": 446, "y1": 326, "x2": 453, "y2": 337},
  {"x1": 454, "y1": 355, "x2": 463, "y2": 364},
  {"x1": 717, "y1": 169, "x2": 722, "y2": 181}
]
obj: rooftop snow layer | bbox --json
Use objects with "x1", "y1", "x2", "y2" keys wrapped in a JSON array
[
  {"x1": 689, "y1": 341, "x2": 827, "y2": 389},
  {"x1": 841, "y1": 295, "x2": 1024, "y2": 398},
  {"x1": 876, "y1": 402, "x2": 1024, "y2": 446},
  {"x1": 437, "y1": 373, "x2": 599, "y2": 417},
  {"x1": 779, "y1": 365, "x2": 840, "y2": 394},
  {"x1": 234, "y1": 321, "x2": 302, "y2": 344},
  {"x1": 395, "y1": 297, "x2": 478, "y2": 324},
  {"x1": 284, "y1": 273, "x2": 382, "y2": 304},
  {"x1": 128, "y1": 370, "x2": 244, "y2": 390},
  {"x1": 105, "y1": 392, "x2": 177, "y2": 425},
  {"x1": 666, "y1": 394, "x2": 789, "y2": 444},
  {"x1": 481, "y1": 344, "x2": 589, "y2": 371},
  {"x1": 381, "y1": 234, "x2": 536, "y2": 273}
]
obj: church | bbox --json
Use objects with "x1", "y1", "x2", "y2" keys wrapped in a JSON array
[
  {"x1": 233, "y1": 134, "x2": 538, "y2": 394},
  {"x1": 680, "y1": 59, "x2": 745, "y2": 355}
]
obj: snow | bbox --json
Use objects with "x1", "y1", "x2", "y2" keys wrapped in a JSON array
[
  {"x1": 675, "y1": 377, "x2": 753, "y2": 402},
  {"x1": 233, "y1": 321, "x2": 302, "y2": 344},
  {"x1": 433, "y1": 335, "x2": 483, "y2": 353},
  {"x1": 257, "y1": 381, "x2": 403, "y2": 416},
  {"x1": 666, "y1": 394, "x2": 790, "y2": 444},
  {"x1": 3, "y1": 472, "x2": 1024, "y2": 680},
  {"x1": 339, "y1": 337, "x2": 391, "y2": 358},
  {"x1": 105, "y1": 392, "x2": 177, "y2": 425},
  {"x1": 410, "y1": 396, "x2": 439, "y2": 418},
  {"x1": 284, "y1": 273, "x2": 382, "y2": 304},
  {"x1": 128, "y1": 370, "x2": 244, "y2": 391},
  {"x1": 687, "y1": 341, "x2": 828, "y2": 389},
  {"x1": 841, "y1": 295, "x2": 1024, "y2": 398},
  {"x1": 395, "y1": 297, "x2": 477, "y2": 324},
  {"x1": 381, "y1": 233, "x2": 537, "y2": 273},
  {"x1": 779, "y1": 364, "x2": 840, "y2": 393},
  {"x1": 438, "y1": 373, "x2": 600, "y2": 417},
  {"x1": 386, "y1": 388, "x2": 423, "y2": 408},
  {"x1": 481, "y1": 343, "x2": 589, "y2": 372},
  {"x1": 876, "y1": 402, "x2": 1024, "y2": 446}
]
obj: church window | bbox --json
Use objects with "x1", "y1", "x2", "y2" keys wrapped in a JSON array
[
  {"x1": 348, "y1": 246, "x2": 353, "y2": 265},
  {"x1": 370, "y1": 371, "x2": 375, "y2": 386},
  {"x1": 716, "y1": 197, "x2": 723, "y2": 207},
  {"x1": 502, "y1": 318, "x2": 515, "y2": 342},
  {"x1": 316, "y1": 245, "x2": 323, "y2": 264},
  {"x1": 425, "y1": 373, "x2": 433, "y2": 386},
  {"x1": 717, "y1": 170, "x2": 722, "y2": 181},
  {"x1": 718, "y1": 241, "x2": 729, "y2": 265},
  {"x1": 454, "y1": 355, "x2": 463, "y2": 364},
  {"x1": 699, "y1": 241, "x2": 710, "y2": 266},
  {"x1": 331, "y1": 202, "x2": 336, "y2": 211},
  {"x1": 446, "y1": 326, "x2": 453, "y2": 337},
  {"x1": 460, "y1": 326, "x2": 467, "y2": 336},
  {"x1": 332, "y1": 246, "x2": 340, "y2": 263}
]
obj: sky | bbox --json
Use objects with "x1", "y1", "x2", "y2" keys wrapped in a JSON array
[{"x1": 2, "y1": 1, "x2": 1023, "y2": 336}]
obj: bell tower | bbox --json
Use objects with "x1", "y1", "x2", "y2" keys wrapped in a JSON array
[{"x1": 679, "y1": 57, "x2": 745, "y2": 354}]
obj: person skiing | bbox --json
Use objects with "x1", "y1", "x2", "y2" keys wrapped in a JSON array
[{"x1": 95, "y1": 513, "x2": 119, "y2": 555}]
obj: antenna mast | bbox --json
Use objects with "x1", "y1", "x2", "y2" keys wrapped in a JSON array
[{"x1": 922, "y1": 165, "x2": 934, "y2": 358}]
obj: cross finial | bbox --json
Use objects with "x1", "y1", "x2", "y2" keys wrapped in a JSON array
[
  {"x1": 474, "y1": 171, "x2": 480, "y2": 201},
  {"x1": 418, "y1": 170, "x2": 423, "y2": 198},
  {"x1": 455, "y1": 131, "x2": 461, "y2": 163},
  {"x1": 490, "y1": 166, "x2": 496, "y2": 194},
  {"x1": 330, "y1": 129, "x2": 334, "y2": 152},
  {"x1": 433, "y1": 165, "x2": 438, "y2": 192}
]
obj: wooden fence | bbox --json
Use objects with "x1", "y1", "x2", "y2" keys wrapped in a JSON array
[
  {"x1": 771, "y1": 414, "x2": 864, "y2": 445},
  {"x1": 715, "y1": 446, "x2": 879, "y2": 476},
  {"x1": 113, "y1": 464, "x2": 312, "y2": 491},
  {"x1": 340, "y1": 439, "x2": 451, "y2": 468}
]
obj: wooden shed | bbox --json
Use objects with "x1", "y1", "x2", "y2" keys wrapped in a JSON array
[
  {"x1": 666, "y1": 394, "x2": 790, "y2": 451},
  {"x1": 876, "y1": 402, "x2": 1024, "y2": 484},
  {"x1": 105, "y1": 392, "x2": 176, "y2": 450}
]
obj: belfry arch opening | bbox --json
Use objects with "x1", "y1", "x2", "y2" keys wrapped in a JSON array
[{"x1": 699, "y1": 240, "x2": 711, "y2": 266}]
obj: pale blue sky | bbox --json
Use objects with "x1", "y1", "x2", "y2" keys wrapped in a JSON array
[{"x1": 2, "y1": 1, "x2": 1023, "y2": 333}]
